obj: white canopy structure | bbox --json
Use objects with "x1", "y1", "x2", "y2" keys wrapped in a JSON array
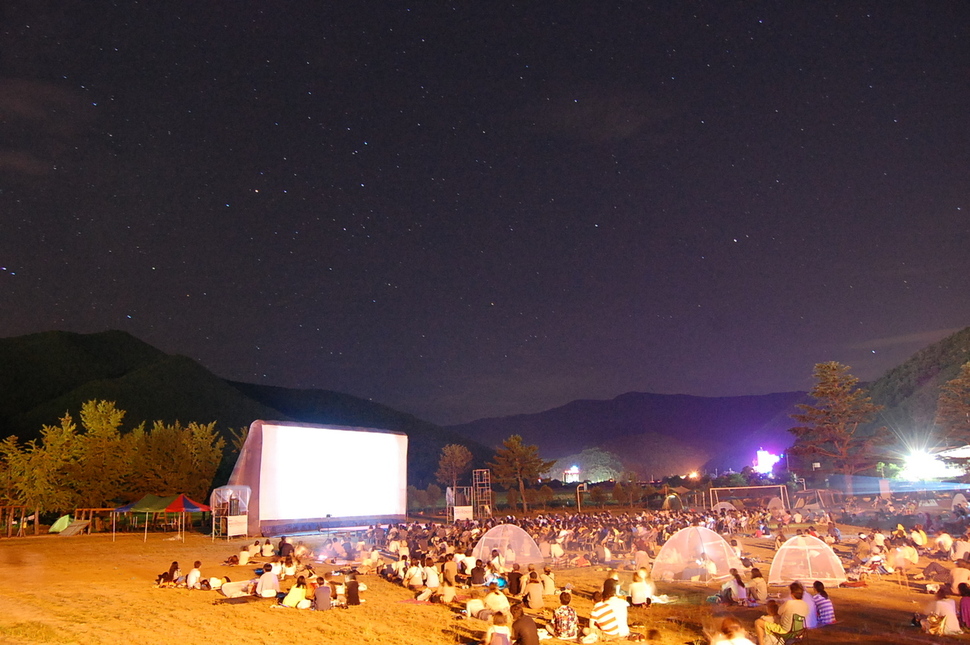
[
  {"x1": 651, "y1": 526, "x2": 742, "y2": 582},
  {"x1": 768, "y1": 535, "x2": 847, "y2": 586},
  {"x1": 471, "y1": 524, "x2": 544, "y2": 567}
]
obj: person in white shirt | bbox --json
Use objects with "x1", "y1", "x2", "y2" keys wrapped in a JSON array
[
  {"x1": 605, "y1": 588, "x2": 631, "y2": 637},
  {"x1": 185, "y1": 561, "x2": 203, "y2": 590},
  {"x1": 416, "y1": 558, "x2": 440, "y2": 601}
]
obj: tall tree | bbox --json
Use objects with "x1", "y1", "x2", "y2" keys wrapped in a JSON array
[
  {"x1": 937, "y1": 361, "x2": 970, "y2": 442},
  {"x1": 789, "y1": 362, "x2": 889, "y2": 492},
  {"x1": 0, "y1": 413, "x2": 83, "y2": 532},
  {"x1": 71, "y1": 400, "x2": 138, "y2": 507},
  {"x1": 435, "y1": 443, "x2": 473, "y2": 493},
  {"x1": 488, "y1": 435, "x2": 555, "y2": 513},
  {"x1": 134, "y1": 420, "x2": 225, "y2": 500}
]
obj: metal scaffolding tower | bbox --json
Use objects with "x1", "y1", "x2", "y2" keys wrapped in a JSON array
[{"x1": 472, "y1": 469, "x2": 493, "y2": 519}]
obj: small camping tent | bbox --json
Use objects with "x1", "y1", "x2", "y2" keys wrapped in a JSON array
[
  {"x1": 48, "y1": 514, "x2": 72, "y2": 533},
  {"x1": 651, "y1": 526, "x2": 742, "y2": 582},
  {"x1": 768, "y1": 534, "x2": 847, "y2": 586},
  {"x1": 712, "y1": 501, "x2": 738, "y2": 514},
  {"x1": 471, "y1": 524, "x2": 544, "y2": 567}
]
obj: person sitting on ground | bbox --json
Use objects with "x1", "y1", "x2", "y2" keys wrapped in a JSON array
[
  {"x1": 719, "y1": 568, "x2": 747, "y2": 605},
  {"x1": 587, "y1": 590, "x2": 625, "y2": 640},
  {"x1": 922, "y1": 586, "x2": 962, "y2": 635},
  {"x1": 391, "y1": 554, "x2": 409, "y2": 582},
  {"x1": 470, "y1": 559, "x2": 488, "y2": 586},
  {"x1": 281, "y1": 575, "x2": 310, "y2": 608},
  {"x1": 237, "y1": 546, "x2": 250, "y2": 566},
  {"x1": 522, "y1": 571, "x2": 544, "y2": 611},
  {"x1": 711, "y1": 616, "x2": 755, "y2": 644},
  {"x1": 185, "y1": 560, "x2": 203, "y2": 590},
  {"x1": 951, "y1": 559, "x2": 970, "y2": 595},
  {"x1": 507, "y1": 563, "x2": 524, "y2": 596},
  {"x1": 442, "y1": 553, "x2": 459, "y2": 588},
  {"x1": 628, "y1": 568, "x2": 653, "y2": 607},
  {"x1": 489, "y1": 549, "x2": 507, "y2": 575},
  {"x1": 404, "y1": 558, "x2": 425, "y2": 592},
  {"x1": 550, "y1": 592, "x2": 579, "y2": 641},
  {"x1": 958, "y1": 582, "x2": 970, "y2": 629},
  {"x1": 313, "y1": 575, "x2": 332, "y2": 611},
  {"x1": 156, "y1": 561, "x2": 181, "y2": 587},
  {"x1": 484, "y1": 582, "x2": 511, "y2": 617},
  {"x1": 773, "y1": 529, "x2": 787, "y2": 551},
  {"x1": 281, "y1": 556, "x2": 297, "y2": 579},
  {"x1": 260, "y1": 539, "x2": 275, "y2": 558},
  {"x1": 267, "y1": 559, "x2": 283, "y2": 577},
  {"x1": 754, "y1": 582, "x2": 809, "y2": 645},
  {"x1": 345, "y1": 571, "x2": 361, "y2": 606},
  {"x1": 434, "y1": 577, "x2": 457, "y2": 604},
  {"x1": 416, "y1": 558, "x2": 440, "y2": 601},
  {"x1": 509, "y1": 602, "x2": 539, "y2": 645},
  {"x1": 482, "y1": 611, "x2": 512, "y2": 645},
  {"x1": 540, "y1": 566, "x2": 556, "y2": 596},
  {"x1": 465, "y1": 588, "x2": 489, "y2": 621},
  {"x1": 746, "y1": 568, "x2": 768, "y2": 605},
  {"x1": 812, "y1": 581, "x2": 835, "y2": 626},
  {"x1": 255, "y1": 565, "x2": 280, "y2": 598},
  {"x1": 279, "y1": 536, "x2": 294, "y2": 559},
  {"x1": 852, "y1": 533, "x2": 871, "y2": 565}
]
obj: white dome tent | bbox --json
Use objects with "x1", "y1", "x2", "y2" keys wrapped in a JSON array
[
  {"x1": 471, "y1": 523, "x2": 545, "y2": 567},
  {"x1": 651, "y1": 526, "x2": 742, "y2": 582},
  {"x1": 769, "y1": 534, "x2": 847, "y2": 586}
]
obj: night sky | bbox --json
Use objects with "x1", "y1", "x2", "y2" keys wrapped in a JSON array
[{"x1": 2, "y1": 2, "x2": 968, "y2": 425}]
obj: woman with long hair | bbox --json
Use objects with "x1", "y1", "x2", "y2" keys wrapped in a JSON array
[
  {"x1": 281, "y1": 575, "x2": 310, "y2": 609},
  {"x1": 745, "y1": 568, "x2": 767, "y2": 604},
  {"x1": 812, "y1": 580, "x2": 836, "y2": 625}
]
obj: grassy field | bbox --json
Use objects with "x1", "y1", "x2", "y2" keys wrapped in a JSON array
[{"x1": 0, "y1": 529, "x2": 959, "y2": 644}]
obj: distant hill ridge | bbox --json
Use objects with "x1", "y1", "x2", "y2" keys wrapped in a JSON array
[
  {"x1": 445, "y1": 390, "x2": 808, "y2": 476},
  {"x1": 0, "y1": 330, "x2": 487, "y2": 486},
  {"x1": 2, "y1": 325, "x2": 969, "y2": 481},
  {"x1": 443, "y1": 325, "x2": 970, "y2": 476}
]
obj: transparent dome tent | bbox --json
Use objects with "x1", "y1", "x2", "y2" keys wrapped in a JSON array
[
  {"x1": 471, "y1": 523, "x2": 545, "y2": 566},
  {"x1": 768, "y1": 534, "x2": 847, "y2": 586},
  {"x1": 651, "y1": 526, "x2": 742, "y2": 582}
]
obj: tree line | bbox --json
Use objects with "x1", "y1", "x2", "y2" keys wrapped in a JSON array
[{"x1": 0, "y1": 400, "x2": 225, "y2": 529}]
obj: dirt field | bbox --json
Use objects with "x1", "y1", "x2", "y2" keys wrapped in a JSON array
[{"x1": 0, "y1": 528, "x2": 961, "y2": 645}]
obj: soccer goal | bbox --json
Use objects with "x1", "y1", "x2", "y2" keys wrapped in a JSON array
[{"x1": 709, "y1": 484, "x2": 790, "y2": 511}]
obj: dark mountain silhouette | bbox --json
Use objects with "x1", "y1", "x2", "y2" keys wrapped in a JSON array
[
  {"x1": 444, "y1": 325, "x2": 970, "y2": 479},
  {"x1": 0, "y1": 330, "x2": 487, "y2": 486},
  {"x1": 3, "y1": 324, "x2": 970, "y2": 485},
  {"x1": 445, "y1": 391, "x2": 807, "y2": 478}
]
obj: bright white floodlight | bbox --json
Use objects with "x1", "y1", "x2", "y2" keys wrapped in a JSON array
[{"x1": 899, "y1": 450, "x2": 963, "y2": 481}]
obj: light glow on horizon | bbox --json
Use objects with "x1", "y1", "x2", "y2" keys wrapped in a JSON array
[{"x1": 754, "y1": 449, "x2": 781, "y2": 475}]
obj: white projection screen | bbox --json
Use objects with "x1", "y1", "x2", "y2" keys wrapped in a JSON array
[{"x1": 229, "y1": 420, "x2": 408, "y2": 536}]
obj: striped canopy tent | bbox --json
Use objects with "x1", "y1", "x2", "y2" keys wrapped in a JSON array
[{"x1": 113, "y1": 494, "x2": 211, "y2": 542}]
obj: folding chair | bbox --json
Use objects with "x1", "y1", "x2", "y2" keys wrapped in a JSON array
[{"x1": 766, "y1": 614, "x2": 806, "y2": 645}]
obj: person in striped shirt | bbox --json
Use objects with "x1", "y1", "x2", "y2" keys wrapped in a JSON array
[
  {"x1": 587, "y1": 589, "x2": 630, "y2": 640},
  {"x1": 812, "y1": 581, "x2": 836, "y2": 625}
]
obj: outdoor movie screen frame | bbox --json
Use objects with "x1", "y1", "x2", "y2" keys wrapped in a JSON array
[{"x1": 230, "y1": 421, "x2": 408, "y2": 534}]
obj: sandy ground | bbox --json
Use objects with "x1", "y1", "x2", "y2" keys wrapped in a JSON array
[{"x1": 0, "y1": 526, "x2": 962, "y2": 645}]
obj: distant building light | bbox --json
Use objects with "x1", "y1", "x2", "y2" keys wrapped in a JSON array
[{"x1": 754, "y1": 449, "x2": 781, "y2": 475}]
